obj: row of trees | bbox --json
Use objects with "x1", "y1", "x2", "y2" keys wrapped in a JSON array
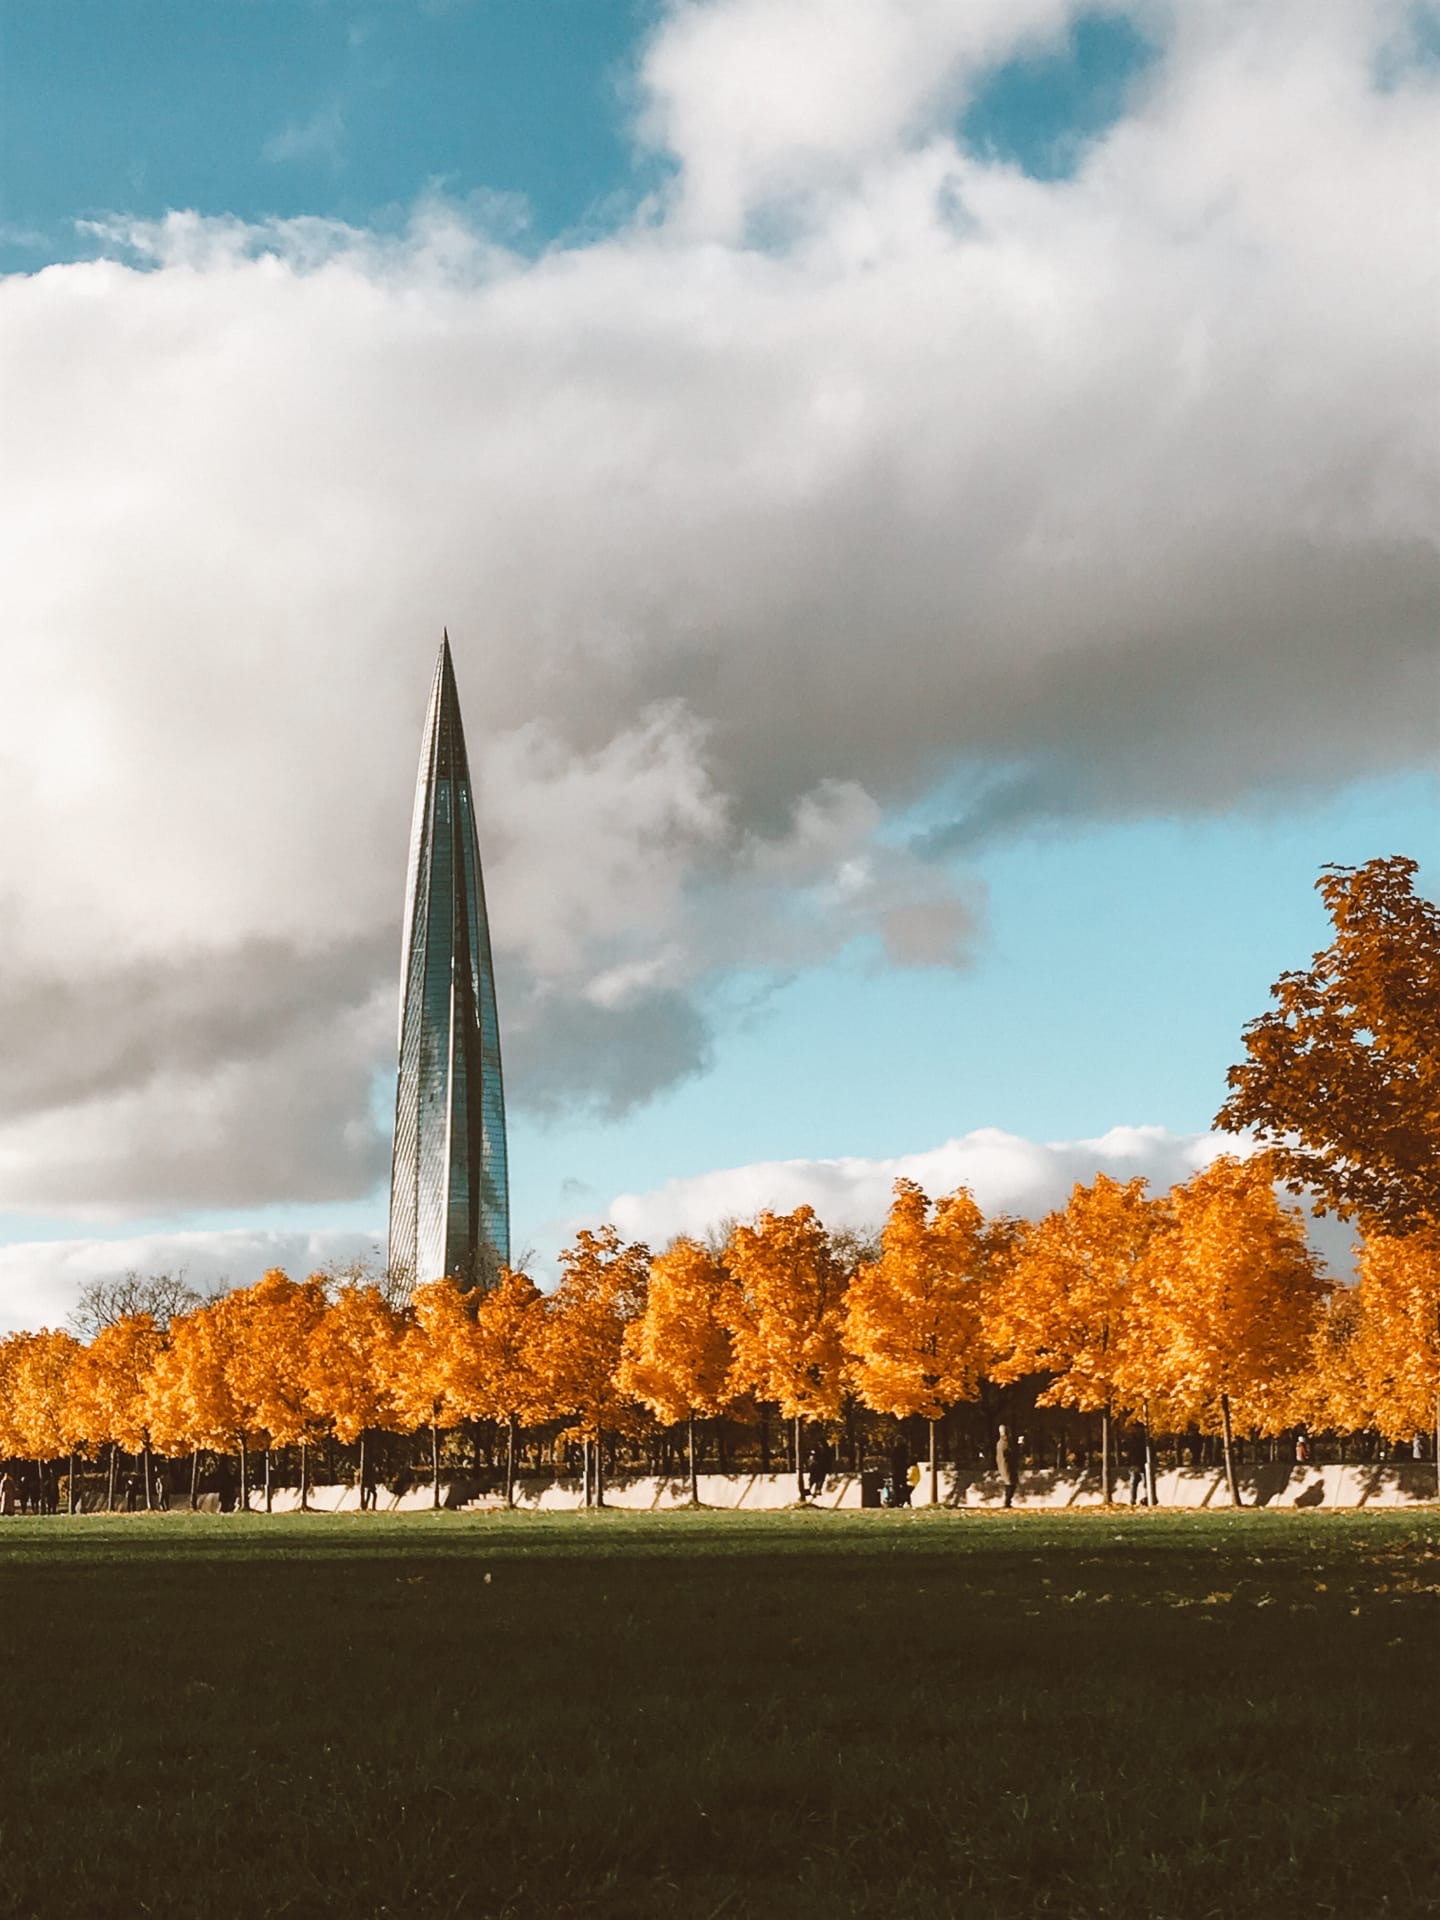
[{"x1": 4, "y1": 1154, "x2": 1438, "y2": 1510}]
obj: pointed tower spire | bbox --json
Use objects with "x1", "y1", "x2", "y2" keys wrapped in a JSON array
[{"x1": 388, "y1": 632, "x2": 509, "y2": 1290}]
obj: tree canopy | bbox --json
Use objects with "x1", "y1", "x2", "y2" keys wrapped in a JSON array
[{"x1": 1216, "y1": 856, "x2": 1440, "y2": 1232}]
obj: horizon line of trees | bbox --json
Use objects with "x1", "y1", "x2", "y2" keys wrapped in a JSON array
[{"x1": 3, "y1": 1152, "x2": 1438, "y2": 1513}]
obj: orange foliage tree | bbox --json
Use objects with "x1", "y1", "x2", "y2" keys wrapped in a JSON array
[
  {"x1": 1217, "y1": 856, "x2": 1440, "y2": 1232},
  {"x1": 1140, "y1": 1156, "x2": 1325, "y2": 1505},
  {"x1": 2, "y1": 1330, "x2": 84, "y2": 1506},
  {"x1": 1349, "y1": 1227, "x2": 1440, "y2": 1489},
  {"x1": 305, "y1": 1283, "x2": 406, "y2": 1511},
  {"x1": 67, "y1": 1313, "x2": 165, "y2": 1509},
  {"x1": 845, "y1": 1180, "x2": 994, "y2": 1501},
  {"x1": 990, "y1": 1175, "x2": 1163, "y2": 1503},
  {"x1": 619, "y1": 1238, "x2": 733, "y2": 1502},
  {"x1": 147, "y1": 1294, "x2": 261, "y2": 1508},
  {"x1": 537, "y1": 1227, "x2": 650, "y2": 1506},
  {"x1": 391, "y1": 1276, "x2": 477, "y2": 1509},
  {"x1": 724, "y1": 1206, "x2": 848, "y2": 1499},
  {"x1": 225, "y1": 1272, "x2": 326, "y2": 1511},
  {"x1": 464, "y1": 1269, "x2": 549, "y2": 1506}
]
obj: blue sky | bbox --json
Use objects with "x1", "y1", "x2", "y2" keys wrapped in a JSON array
[{"x1": 0, "y1": 0, "x2": 1435, "y2": 1316}]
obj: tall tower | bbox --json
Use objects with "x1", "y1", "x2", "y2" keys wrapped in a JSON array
[{"x1": 388, "y1": 632, "x2": 509, "y2": 1291}]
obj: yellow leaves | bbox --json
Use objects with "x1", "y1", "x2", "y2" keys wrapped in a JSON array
[
  {"x1": 992, "y1": 1175, "x2": 1163, "y2": 1416},
  {"x1": 619, "y1": 1238, "x2": 732, "y2": 1425},
  {"x1": 1137, "y1": 1156, "x2": 1325, "y2": 1432},
  {"x1": 724, "y1": 1207, "x2": 847, "y2": 1422},
  {"x1": 0, "y1": 1328, "x2": 84, "y2": 1459},
  {"x1": 468, "y1": 1268, "x2": 549, "y2": 1427},
  {"x1": 225, "y1": 1270, "x2": 328, "y2": 1447},
  {"x1": 144, "y1": 1295, "x2": 247, "y2": 1453},
  {"x1": 1343, "y1": 1226, "x2": 1440, "y2": 1440},
  {"x1": 845, "y1": 1179, "x2": 991, "y2": 1420},
  {"x1": 1216, "y1": 855, "x2": 1440, "y2": 1231},
  {"x1": 67, "y1": 1313, "x2": 164, "y2": 1453},
  {"x1": 304, "y1": 1284, "x2": 405, "y2": 1444},
  {"x1": 536, "y1": 1228, "x2": 651, "y2": 1440}
]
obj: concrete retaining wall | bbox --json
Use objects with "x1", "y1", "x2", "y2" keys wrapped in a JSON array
[{"x1": 56, "y1": 1462, "x2": 1440, "y2": 1514}]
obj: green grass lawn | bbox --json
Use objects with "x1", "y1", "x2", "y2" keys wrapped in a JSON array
[{"x1": 2, "y1": 1508, "x2": 1438, "y2": 1919}]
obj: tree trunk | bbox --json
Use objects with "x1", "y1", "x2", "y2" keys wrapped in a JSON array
[
  {"x1": 794, "y1": 1415, "x2": 805, "y2": 1501},
  {"x1": 688, "y1": 1412, "x2": 699, "y2": 1505},
  {"x1": 595, "y1": 1434, "x2": 606, "y2": 1509},
  {"x1": 928, "y1": 1418, "x2": 938, "y2": 1506},
  {"x1": 106, "y1": 1443, "x2": 117, "y2": 1512},
  {"x1": 68, "y1": 1451, "x2": 76, "y2": 1515},
  {"x1": 358, "y1": 1430, "x2": 368, "y2": 1510},
  {"x1": 1433, "y1": 1391, "x2": 1439, "y2": 1502},
  {"x1": 581, "y1": 1437, "x2": 591, "y2": 1509},
  {"x1": 1100, "y1": 1406, "x2": 1112, "y2": 1507},
  {"x1": 1143, "y1": 1401, "x2": 1158, "y2": 1508},
  {"x1": 238, "y1": 1437, "x2": 249, "y2": 1513},
  {"x1": 264, "y1": 1447, "x2": 273, "y2": 1514},
  {"x1": 759, "y1": 1408, "x2": 770, "y2": 1472},
  {"x1": 299, "y1": 1440, "x2": 310, "y2": 1513},
  {"x1": 505, "y1": 1415, "x2": 517, "y2": 1509},
  {"x1": 1220, "y1": 1393, "x2": 1241, "y2": 1506},
  {"x1": 189, "y1": 1448, "x2": 200, "y2": 1512},
  {"x1": 142, "y1": 1439, "x2": 154, "y2": 1511},
  {"x1": 431, "y1": 1422, "x2": 442, "y2": 1510}
]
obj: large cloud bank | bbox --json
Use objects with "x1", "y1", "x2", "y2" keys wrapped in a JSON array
[
  {"x1": 0, "y1": 0, "x2": 1435, "y2": 1218},
  {"x1": 5, "y1": 1122, "x2": 1345, "y2": 1335}
]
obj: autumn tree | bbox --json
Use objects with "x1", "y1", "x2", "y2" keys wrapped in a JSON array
[
  {"x1": 1141, "y1": 1156, "x2": 1325, "y2": 1505},
  {"x1": 144, "y1": 1293, "x2": 259, "y2": 1509},
  {"x1": 0, "y1": 1334, "x2": 24, "y2": 1461},
  {"x1": 537, "y1": 1227, "x2": 650, "y2": 1506},
  {"x1": 464, "y1": 1269, "x2": 549, "y2": 1506},
  {"x1": 724, "y1": 1206, "x2": 849, "y2": 1500},
  {"x1": 619, "y1": 1238, "x2": 733, "y2": 1502},
  {"x1": 1217, "y1": 856, "x2": 1440, "y2": 1232},
  {"x1": 305, "y1": 1283, "x2": 405, "y2": 1511},
  {"x1": 225, "y1": 1272, "x2": 326, "y2": 1511},
  {"x1": 67, "y1": 1313, "x2": 165, "y2": 1508},
  {"x1": 1349, "y1": 1227, "x2": 1440, "y2": 1491},
  {"x1": 391, "y1": 1276, "x2": 476, "y2": 1509},
  {"x1": 990, "y1": 1175, "x2": 1163, "y2": 1503},
  {"x1": 845, "y1": 1180, "x2": 993, "y2": 1501},
  {"x1": 4, "y1": 1329, "x2": 84, "y2": 1507},
  {"x1": 1288, "y1": 1284, "x2": 1368, "y2": 1445}
]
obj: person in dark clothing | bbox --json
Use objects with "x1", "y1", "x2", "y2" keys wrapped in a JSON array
[
  {"x1": 1125, "y1": 1427, "x2": 1149, "y2": 1505},
  {"x1": 996, "y1": 1425, "x2": 1019, "y2": 1509},
  {"x1": 888, "y1": 1435, "x2": 913, "y2": 1507},
  {"x1": 805, "y1": 1434, "x2": 833, "y2": 1500}
]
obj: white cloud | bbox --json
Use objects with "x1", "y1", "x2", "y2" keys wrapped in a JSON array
[
  {"x1": 639, "y1": 0, "x2": 1086, "y2": 236},
  {"x1": 600, "y1": 1121, "x2": 1359, "y2": 1275},
  {"x1": 262, "y1": 102, "x2": 346, "y2": 169},
  {"x1": 0, "y1": 1, "x2": 1436, "y2": 1217},
  {"x1": 0, "y1": 1229, "x2": 381, "y2": 1338},
  {"x1": 605, "y1": 1123, "x2": 1242, "y2": 1245},
  {"x1": 0, "y1": 1122, "x2": 1357, "y2": 1335}
]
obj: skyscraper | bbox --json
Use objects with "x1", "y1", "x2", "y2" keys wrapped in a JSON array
[{"x1": 388, "y1": 633, "x2": 509, "y2": 1291}]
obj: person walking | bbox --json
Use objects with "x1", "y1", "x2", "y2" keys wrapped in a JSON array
[
  {"x1": 888, "y1": 1434, "x2": 913, "y2": 1508},
  {"x1": 996, "y1": 1425, "x2": 1019, "y2": 1509},
  {"x1": 1125, "y1": 1427, "x2": 1149, "y2": 1505},
  {"x1": 805, "y1": 1433, "x2": 833, "y2": 1501}
]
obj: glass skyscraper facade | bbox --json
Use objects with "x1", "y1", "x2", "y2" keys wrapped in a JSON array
[{"x1": 388, "y1": 633, "x2": 509, "y2": 1291}]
